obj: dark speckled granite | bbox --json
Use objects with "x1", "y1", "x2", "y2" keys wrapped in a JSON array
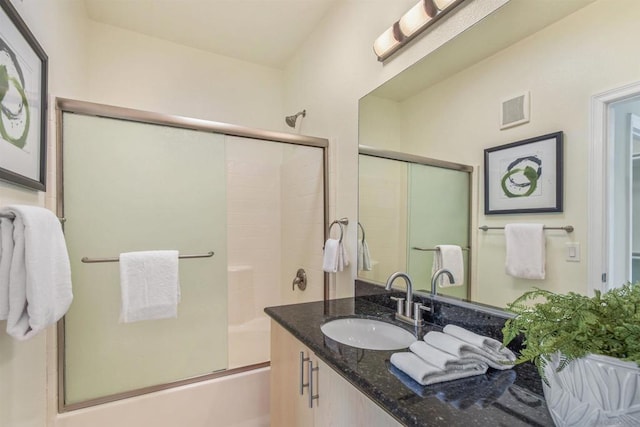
[{"x1": 265, "y1": 281, "x2": 553, "y2": 427}]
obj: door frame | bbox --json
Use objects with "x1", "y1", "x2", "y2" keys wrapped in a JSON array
[{"x1": 589, "y1": 81, "x2": 640, "y2": 294}]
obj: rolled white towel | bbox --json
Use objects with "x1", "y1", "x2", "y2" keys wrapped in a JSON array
[
  {"x1": 424, "y1": 331, "x2": 515, "y2": 370},
  {"x1": 409, "y1": 341, "x2": 488, "y2": 372},
  {"x1": 443, "y1": 324, "x2": 516, "y2": 363},
  {"x1": 390, "y1": 352, "x2": 488, "y2": 386}
]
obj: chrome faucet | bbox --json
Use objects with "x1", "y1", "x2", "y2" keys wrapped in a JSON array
[
  {"x1": 431, "y1": 268, "x2": 454, "y2": 296},
  {"x1": 385, "y1": 272, "x2": 429, "y2": 326}
]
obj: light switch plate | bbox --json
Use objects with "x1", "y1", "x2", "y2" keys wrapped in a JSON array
[{"x1": 566, "y1": 242, "x2": 580, "y2": 262}]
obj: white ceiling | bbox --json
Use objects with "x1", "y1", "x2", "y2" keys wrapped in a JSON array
[{"x1": 84, "y1": 0, "x2": 338, "y2": 69}]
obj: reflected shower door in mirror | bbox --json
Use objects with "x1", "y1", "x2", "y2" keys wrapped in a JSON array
[{"x1": 358, "y1": 148, "x2": 472, "y2": 299}]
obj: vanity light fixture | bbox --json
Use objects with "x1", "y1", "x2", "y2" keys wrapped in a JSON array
[{"x1": 373, "y1": 0, "x2": 464, "y2": 62}]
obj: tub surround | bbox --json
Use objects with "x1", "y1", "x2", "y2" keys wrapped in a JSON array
[{"x1": 265, "y1": 281, "x2": 552, "y2": 426}]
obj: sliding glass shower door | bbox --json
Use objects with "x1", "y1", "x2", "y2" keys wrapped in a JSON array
[
  {"x1": 59, "y1": 102, "x2": 328, "y2": 409},
  {"x1": 62, "y1": 113, "x2": 228, "y2": 404}
]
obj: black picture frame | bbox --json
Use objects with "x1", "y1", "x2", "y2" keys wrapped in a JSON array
[
  {"x1": 484, "y1": 131, "x2": 563, "y2": 214},
  {"x1": 0, "y1": 0, "x2": 47, "y2": 191}
]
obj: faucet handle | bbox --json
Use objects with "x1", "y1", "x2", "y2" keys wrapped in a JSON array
[
  {"x1": 414, "y1": 303, "x2": 431, "y2": 325},
  {"x1": 390, "y1": 296, "x2": 405, "y2": 315}
]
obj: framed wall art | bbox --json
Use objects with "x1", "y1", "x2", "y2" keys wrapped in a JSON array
[
  {"x1": 0, "y1": 0, "x2": 48, "y2": 191},
  {"x1": 484, "y1": 131, "x2": 563, "y2": 214}
]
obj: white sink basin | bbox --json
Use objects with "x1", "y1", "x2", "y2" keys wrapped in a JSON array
[{"x1": 320, "y1": 318, "x2": 415, "y2": 350}]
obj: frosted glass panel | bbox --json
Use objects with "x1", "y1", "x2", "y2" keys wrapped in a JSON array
[
  {"x1": 407, "y1": 164, "x2": 469, "y2": 298},
  {"x1": 63, "y1": 114, "x2": 227, "y2": 404},
  {"x1": 358, "y1": 156, "x2": 408, "y2": 284}
]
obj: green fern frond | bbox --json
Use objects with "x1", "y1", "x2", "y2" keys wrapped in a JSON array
[{"x1": 502, "y1": 282, "x2": 640, "y2": 373}]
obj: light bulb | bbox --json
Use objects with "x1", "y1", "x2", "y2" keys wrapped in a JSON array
[
  {"x1": 373, "y1": 25, "x2": 401, "y2": 59},
  {"x1": 399, "y1": 1, "x2": 432, "y2": 37}
]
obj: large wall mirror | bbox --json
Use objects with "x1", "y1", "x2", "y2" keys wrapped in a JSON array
[{"x1": 358, "y1": 0, "x2": 640, "y2": 310}]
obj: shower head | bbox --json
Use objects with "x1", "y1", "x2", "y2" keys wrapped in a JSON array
[{"x1": 285, "y1": 110, "x2": 306, "y2": 128}]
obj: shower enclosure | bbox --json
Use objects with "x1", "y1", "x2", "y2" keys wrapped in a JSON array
[{"x1": 56, "y1": 99, "x2": 328, "y2": 410}]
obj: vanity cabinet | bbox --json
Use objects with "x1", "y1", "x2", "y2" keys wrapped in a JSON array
[{"x1": 270, "y1": 321, "x2": 401, "y2": 427}]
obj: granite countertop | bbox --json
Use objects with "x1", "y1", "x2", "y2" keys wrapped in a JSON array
[{"x1": 265, "y1": 290, "x2": 554, "y2": 427}]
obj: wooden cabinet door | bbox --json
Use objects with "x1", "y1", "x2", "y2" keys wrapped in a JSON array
[
  {"x1": 270, "y1": 321, "x2": 315, "y2": 426},
  {"x1": 313, "y1": 359, "x2": 401, "y2": 427}
]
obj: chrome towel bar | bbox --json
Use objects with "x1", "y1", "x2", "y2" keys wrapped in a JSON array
[
  {"x1": 479, "y1": 225, "x2": 574, "y2": 233},
  {"x1": 0, "y1": 212, "x2": 66, "y2": 222},
  {"x1": 81, "y1": 251, "x2": 215, "y2": 264},
  {"x1": 412, "y1": 247, "x2": 470, "y2": 252},
  {"x1": 328, "y1": 217, "x2": 349, "y2": 242}
]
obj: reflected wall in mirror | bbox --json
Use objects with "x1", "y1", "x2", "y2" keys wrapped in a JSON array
[
  {"x1": 358, "y1": 148, "x2": 472, "y2": 299},
  {"x1": 358, "y1": 0, "x2": 640, "y2": 310}
]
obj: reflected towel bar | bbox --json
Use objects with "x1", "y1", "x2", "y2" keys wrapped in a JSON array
[
  {"x1": 81, "y1": 251, "x2": 215, "y2": 264},
  {"x1": 412, "y1": 247, "x2": 470, "y2": 252},
  {"x1": 479, "y1": 225, "x2": 574, "y2": 233},
  {"x1": 0, "y1": 213, "x2": 67, "y2": 222}
]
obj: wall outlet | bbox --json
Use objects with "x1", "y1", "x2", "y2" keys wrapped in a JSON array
[{"x1": 566, "y1": 242, "x2": 580, "y2": 262}]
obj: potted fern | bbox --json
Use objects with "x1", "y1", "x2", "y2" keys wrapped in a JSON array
[{"x1": 502, "y1": 282, "x2": 640, "y2": 427}]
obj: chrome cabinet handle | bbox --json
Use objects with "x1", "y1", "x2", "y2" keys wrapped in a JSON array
[
  {"x1": 308, "y1": 359, "x2": 319, "y2": 408},
  {"x1": 299, "y1": 351, "x2": 310, "y2": 395}
]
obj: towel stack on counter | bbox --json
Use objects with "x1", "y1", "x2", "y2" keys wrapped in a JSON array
[{"x1": 390, "y1": 324, "x2": 516, "y2": 386}]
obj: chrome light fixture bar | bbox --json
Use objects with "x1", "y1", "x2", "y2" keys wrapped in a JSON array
[{"x1": 373, "y1": 0, "x2": 466, "y2": 62}]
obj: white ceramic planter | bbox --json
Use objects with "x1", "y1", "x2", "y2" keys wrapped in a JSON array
[{"x1": 542, "y1": 353, "x2": 640, "y2": 426}]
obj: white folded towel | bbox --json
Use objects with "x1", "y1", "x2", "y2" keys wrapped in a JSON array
[
  {"x1": 0, "y1": 205, "x2": 73, "y2": 340},
  {"x1": 358, "y1": 239, "x2": 372, "y2": 271},
  {"x1": 390, "y1": 352, "x2": 487, "y2": 386},
  {"x1": 424, "y1": 331, "x2": 515, "y2": 370},
  {"x1": 409, "y1": 341, "x2": 488, "y2": 372},
  {"x1": 119, "y1": 250, "x2": 180, "y2": 323},
  {"x1": 443, "y1": 324, "x2": 516, "y2": 364},
  {"x1": 504, "y1": 223, "x2": 545, "y2": 279},
  {"x1": 322, "y1": 239, "x2": 340, "y2": 273},
  {"x1": 432, "y1": 245, "x2": 464, "y2": 287},
  {"x1": 0, "y1": 217, "x2": 13, "y2": 320}
]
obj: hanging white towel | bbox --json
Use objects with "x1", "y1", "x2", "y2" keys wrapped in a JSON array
[
  {"x1": 338, "y1": 241, "x2": 350, "y2": 271},
  {"x1": 119, "y1": 250, "x2": 180, "y2": 323},
  {"x1": 504, "y1": 223, "x2": 545, "y2": 279},
  {"x1": 322, "y1": 239, "x2": 340, "y2": 273},
  {"x1": 432, "y1": 245, "x2": 464, "y2": 287},
  {"x1": 358, "y1": 239, "x2": 372, "y2": 271},
  {"x1": 0, "y1": 205, "x2": 73, "y2": 340},
  {"x1": 0, "y1": 217, "x2": 13, "y2": 320}
]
